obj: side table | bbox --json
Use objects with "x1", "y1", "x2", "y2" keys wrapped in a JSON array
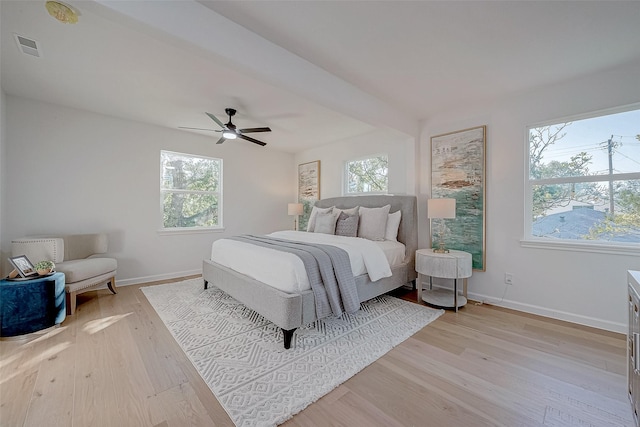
[
  {"x1": 416, "y1": 249, "x2": 472, "y2": 312},
  {"x1": 0, "y1": 272, "x2": 66, "y2": 338}
]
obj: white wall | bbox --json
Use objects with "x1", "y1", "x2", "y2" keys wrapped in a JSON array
[
  {"x1": 294, "y1": 128, "x2": 416, "y2": 199},
  {"x1": 420, "y1": 60, "x2": 640, "y2": 332},
  {"x1": 2, "y1": 96, "x2": 294, "y2": 284}
]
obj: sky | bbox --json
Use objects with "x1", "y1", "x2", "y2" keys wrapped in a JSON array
[{"x1": 535, "y1": 107, "x2": 640, "y2": 175}]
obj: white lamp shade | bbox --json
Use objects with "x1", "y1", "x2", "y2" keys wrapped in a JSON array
[
  {"x1": 427, "y1": 198, "x2": 456, "y2": 219},
  {"x1": 288, "y1": 203, "x2": 304, "y2": 216}
]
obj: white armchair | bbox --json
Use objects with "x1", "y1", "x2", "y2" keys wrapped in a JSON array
[{"x1": 11, "y1": 233, "x2": 117, "y2": 315}]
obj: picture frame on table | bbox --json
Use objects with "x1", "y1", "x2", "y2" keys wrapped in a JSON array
[{"x1": 8, "y1": 255, "x2": 38, "y2": 278}]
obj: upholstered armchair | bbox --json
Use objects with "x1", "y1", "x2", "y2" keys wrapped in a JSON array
[{"x1": 11, "y1": 234, "x2": 117, "y2": 315}]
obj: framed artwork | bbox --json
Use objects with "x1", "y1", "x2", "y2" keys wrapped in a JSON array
[
  {"x1": 9, "y1": 255, "x2": 38, "y2": 278},
  {"x1": 298, "y1": 160, "x2": 321, "y2": 231},
  {"x1": 431, "y1": 126, "x2": 486, "y2": 271}
]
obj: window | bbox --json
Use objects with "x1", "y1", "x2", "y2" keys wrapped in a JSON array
[
  {"x1": 160, "y1": 150, "x2": 222, "y2": 230},
  {"x1": 344, "y1": 154, "x2": 388, "y2": 195},
  {"x1": 526, "y1": 106, "x2": 640, "y2": 246}
]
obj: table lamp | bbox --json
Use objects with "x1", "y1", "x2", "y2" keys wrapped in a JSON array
[
  {"x1": 288, "y1": 203, "x2": 304, "y2": 230},
  {"x1": 427, "y1": 198, "x2": 456, "y2": 253}
]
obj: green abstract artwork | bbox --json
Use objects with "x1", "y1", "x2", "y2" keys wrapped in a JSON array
[{"x1": 431, "y1": 126, "x2": 486, "y2": 271}]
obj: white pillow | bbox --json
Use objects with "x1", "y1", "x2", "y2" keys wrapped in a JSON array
[
  {"x1": 334, "y1": 206, "x2": 359, "y2": 217},
  {"x1": 358, "y1": 205, "x2": 391, "y2": 241},
  {"x1": 313, "y1": 211, "x2": 339, "y2": 234},
  {"x1": 307, "y1": 206, "x2": 334, "y2": 232},
  {"x1": 385, "y1": 210, "x2": 402, "y2": 242}
]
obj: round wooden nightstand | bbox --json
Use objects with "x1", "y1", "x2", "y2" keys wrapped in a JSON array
[{"x1": 415, "y1": 249, "x2": 472, "y2": 312}]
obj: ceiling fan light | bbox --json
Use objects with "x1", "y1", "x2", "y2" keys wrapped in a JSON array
[
  {"x1": 45, "y1": 1, "x2": 79, "y2": 24},
  {"x1": 222, "y1": 131, "x2": 237, "y2": 139}
]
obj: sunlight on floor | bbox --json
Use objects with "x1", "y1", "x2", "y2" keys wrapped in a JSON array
[
  {"x1": 0, "y1": 341, "x2": 71, "y2": 386},
  {"x1": 81, "y1": 312, "x2": 132, "y2": 334},
  {"x1": 0, "y1": 326, "x2": 68, "y2": 369}
]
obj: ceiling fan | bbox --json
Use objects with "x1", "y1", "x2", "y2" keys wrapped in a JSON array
[{"x1": 179, "y1": 108, "x2": 271, "y2": 146}]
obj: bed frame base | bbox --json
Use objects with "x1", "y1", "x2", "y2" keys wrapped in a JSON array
[
  {"x1": 283, "y1": 328, "x2": 296, "y2": 349},
  {"x1": 203, "y1": 259, "x2": 413, "y2": 349},
  {"x1": 205, "y1": 277, "x2": 296, "y2": 348}
]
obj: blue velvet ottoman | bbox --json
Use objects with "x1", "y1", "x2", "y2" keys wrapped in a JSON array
[{"x1": 0, "y1": 272, "x2": 66, "y2": 337}]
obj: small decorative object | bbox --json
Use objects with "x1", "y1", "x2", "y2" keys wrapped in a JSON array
[
  {"x1": 8, "y1": 255, "x2": 38, "y2": 278},
  {"x1": 287, "y1": 203, "x2": 304, "y2": 231},
  {"x1": 34, "y1": 260, "x2": 56, "y2": 275},
  {"x1": 428, "y1": 198, "x2": 456, "y2": 253},
  {"x1": 45, "y1": 1, "x2": 79, "y2": 24}
]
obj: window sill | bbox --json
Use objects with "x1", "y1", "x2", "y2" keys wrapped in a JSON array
[
  {"x1": 157, "y1": 227, "x2": 225, "y2": 236},
  {"x1": 520, "y1": 238, "x2": 640, "y2": 256}
]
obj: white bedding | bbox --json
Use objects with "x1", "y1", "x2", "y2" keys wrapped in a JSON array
[{"x1": 209, "y1": 231, "x2": 405, "y2": 294}]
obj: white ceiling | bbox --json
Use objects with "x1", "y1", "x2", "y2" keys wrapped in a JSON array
[{"x1": 2, "y1": 1, "x2": 640, "y2": 153}]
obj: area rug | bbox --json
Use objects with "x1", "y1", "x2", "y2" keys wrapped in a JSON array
[{"x1": 141, "y1": 278, "x2": 443, "y2": 427}]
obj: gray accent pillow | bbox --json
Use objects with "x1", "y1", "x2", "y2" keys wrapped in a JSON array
[
  {"x1": 313, "y1": 211, "x2": 339, "y2": 234},
  {"x1": 358, "y1": 204, "x2": 391, "y2": 241},
  {"x1": 335, "y1": 212, "x2": 359, "y2": 237}
]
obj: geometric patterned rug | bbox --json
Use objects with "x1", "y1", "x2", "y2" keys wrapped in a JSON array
[{"x1": 141, "y1": 278, "x2": 444, "y2": 427}]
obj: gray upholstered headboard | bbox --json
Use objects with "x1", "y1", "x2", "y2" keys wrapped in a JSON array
[{"x1": 314, "y1": 195, "x2": 418, "y2": 273}]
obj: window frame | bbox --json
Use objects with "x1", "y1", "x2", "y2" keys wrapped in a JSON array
[
  {"x1": 522, "y1": 103, "x2": 640, "y2": 254},
  {"x1": 159, "y1": 150, "x2": 223, "y2": 233},
  {"x1": 343, "y1": 153, "x2": 389, "y2": 196}
]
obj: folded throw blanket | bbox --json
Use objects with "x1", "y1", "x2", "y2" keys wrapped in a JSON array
[{"x1": 227, "y1": 235, "x2": 359, "y2": 319}]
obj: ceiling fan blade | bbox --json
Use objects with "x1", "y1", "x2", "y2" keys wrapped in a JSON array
[
  {"x1": 238, "y1": 127, "x2": 272, "y2": 133},
  {"x1": 238, "y1": 134, "x2": 267, "y2": 146},
  {"x1": 216, "y1": 136, "x2": 226, "y2": 144},
  {"x1": 205, "y1": 112, "x2": 226, "y2": 129},
  {"x1": 178, "y1": 126, "x2": 219, "y2": 132}
]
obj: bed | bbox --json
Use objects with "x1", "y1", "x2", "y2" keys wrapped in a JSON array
[{"x1": 202, "y1": 195, "x2": 418, "y2": 348}]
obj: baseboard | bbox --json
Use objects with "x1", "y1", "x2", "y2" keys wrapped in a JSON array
[
  {"x1": 109, "y1": 269, "x2": 202, "y2": 288},
  {"x1": 418, "y1": 280, "x2": 626, "y2": 334},
  {"x1": 468, "y1": 291, "x2": 626, "y2": 334}
]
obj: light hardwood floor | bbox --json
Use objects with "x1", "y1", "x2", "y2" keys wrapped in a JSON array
[{"x1": 1, "y1": 277, "x2": 634, "y2": 426}]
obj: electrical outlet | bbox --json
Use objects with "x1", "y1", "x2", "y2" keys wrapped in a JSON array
[{"x1": 505, "y1": 273, "x2": 513, "y2": 285}]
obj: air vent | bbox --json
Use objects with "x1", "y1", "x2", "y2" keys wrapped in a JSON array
[{"x1": 13, "y1": 34, "x2": 42, "y2": 58}]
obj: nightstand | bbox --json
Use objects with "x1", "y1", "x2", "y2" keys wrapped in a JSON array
[{"x1": 415, "y1": 249, "x2": 472, "y2": 312}]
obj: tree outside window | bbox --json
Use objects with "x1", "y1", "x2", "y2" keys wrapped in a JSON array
[
  {"x1": 345, "y1": 155, "x2": 388, "y2": 195},
  {"x1": 161, "y1": 150, "x2": 222, "y2": 229},
  {"x1": 527, "y1": 106, "x2": 640, "y2": 244}
]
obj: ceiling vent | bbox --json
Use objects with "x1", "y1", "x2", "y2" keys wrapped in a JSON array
[{"x1": 13, "y1": 34, "x2": 42, "y2": 58}]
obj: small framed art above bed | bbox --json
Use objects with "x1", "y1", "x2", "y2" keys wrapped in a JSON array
[
  {"x1": 297, "y1": 160, "x2": 321, "y2": 232},
  {"x1": 202, "y1": 194, "x2": 417, "y2": 349}
]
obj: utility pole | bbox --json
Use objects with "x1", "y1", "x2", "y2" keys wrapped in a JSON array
[{"x1": 607, "y1": 135, "x2": 615, "y2": 215}]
